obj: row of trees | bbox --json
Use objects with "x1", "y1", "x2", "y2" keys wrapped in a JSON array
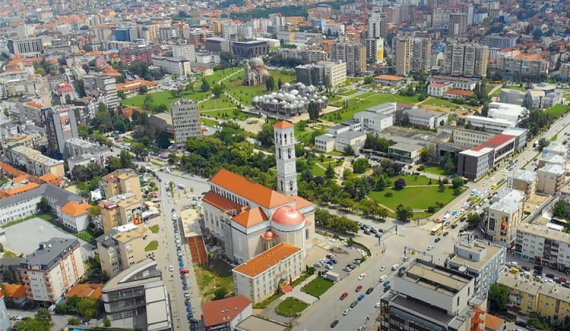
[{"x1": 315, "y1": 209, "x2": 359, "y2": 234}]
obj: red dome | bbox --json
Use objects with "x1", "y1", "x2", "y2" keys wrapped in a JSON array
[
  {"x1": 262, "y1": 231, "x2": 277, "y2": 240},
  {"x1": 272, "y1": 206, "x2": 305, "y2": 226}
]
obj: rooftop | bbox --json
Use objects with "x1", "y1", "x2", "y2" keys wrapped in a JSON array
[
  {"x1": 389, "y1": 141, "x2": 422, "y2": 153},
  {"x1": 404, "y1": 107, "x2": 447, "y2": 119},
  {"x1": 400, "y1": 259, "x2": 472, "y2": 296},
  {"x1": 66, "y1": 283, "x2": 103, "y2": 300},
  {"x1": 539, "y1": 163, "x2": 565, "y2": 175},
  {"x1": 375, "y1": 74, "x2": 406, "y2": 81},
  {"x1": 202, "y1": 191, "x2": 242, "y2": 212},
  {"x1": 202, "y1": 295, "x2": 251, "y2": 327},
  {"x1": 236, "y1": 316, "x2": 287, "y2": 331},
  {"x1": 210, "y1": 169, "x2": 293, "y2": 209},
  {"x1": 498, "y1": 271, "x2": 570, "y2": 303},
  {"x1": 449, "y1": 240, "x2": 505, "y2": 271},
  {"x1": 511, "y1": 169, "x2": 537, "y2": 183},
  {"x1": 61, "y1": 201, "x2": 91, "y2": 217},
  {"x1": 517, "y1": 223, "x2": 570, "y2": 245},
  {"x1": 22, "y1": 238, "x2": 81, "y2": 270},
  {"x1": 232, "y1": 207, "x2": 268, "y2": 228},
  {"x1": 482, "y1": 134, "x2": 515, "y2": 148},
  {"x1": 446, "y1": 89, "x2": 474, "y2": 97},
  {"x1": 233, "y1": 243, "x2": 301, "y2": 278}
]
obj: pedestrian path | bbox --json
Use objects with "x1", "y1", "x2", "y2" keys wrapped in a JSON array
[{"x1": 284, "y1": 275, "x2": 319, "y2": 304}]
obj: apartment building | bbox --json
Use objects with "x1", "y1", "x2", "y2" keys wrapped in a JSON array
[
  {"x1": 536, "y1": 164, "x2": 565, "y2": 195},
  {"x1": 42, "y1": 106, "x2": 79, "y2": 156},
  {"x1": 379, "y1": 259, "x2": 476, "y2": 331},
  {"x1": 20, "y1": 238, "x2": 85, "y2": 303},
  {"x1": 449, "y1": 13, "x2": 468, "y2": 35},
  {"x1": 102, "y1": 169, "x2": 142, "y2": 200},
  {"x1": 99, "y1": 193, "x2": 143, "y2": 234},
  {"x1": 83, "y1": 75, "x2": 119, "y2": 110},
  {"x1": 444, "y1": 43, "x2": 489, "y2": 78},
  {"x1": 119, "y1": 46, "x2": 155, "y2": 64},
  {"x1": 102, "y1": 259, "x2": 172, "y2": 331},
  {"x1": 411, "y1": 37, "x2": 432, "y2": 73},
  {"x1": 394, "y1": 36, "x2": 412, "y2": 76},
  {"x1": 485, "y1": 189, "x2": 525, "y2": 245},
  {"x1": 508, "y1": 169, "x2": 537, "y2": 198},
  {"x1": 331, "y1": 41, "x2": 366, "y2": 76},
  {"x1": 278, "y1": 48, "x2": 328, "y2": 63},
  {"x1": 516, "y1": 223, "x2": 570, "y2": 272},
  {"x1": 402, "y1": 107, "x2": 448, "y2": 130},
  {"x1": 171, "y1": 99, "x2": 201, "y2": 149},
  {"x1": 464, "y1": 115, "x2": 515, "y2": 134},
  {"x1": 6, "y1": 145, "x2": 65, "y2": 178},
  {"x1": 485, "y1": 35, "x2": 517, "y2": 49},
  {"x1": 97, "y1": 224, "x2": 148, "y2": 278},
  {"x1": 446, "y1": 126, "x2": 495, "y2": 149},
  {"x1": 151, "y1": 55, "x2": 191, "y2": 76},
  {"x1": 447, "y1": 237, "x2": 506, "y2": 299},
  {"x1": 296, "y1": 61, "x2": 347, "y2": 87},
  {"x1": 233, "y1": 243, "x2": 303, "y2": 304},
  {"x1": 231, "y1": 40, "x2": 270, "y2": 58},
  {"x1": 494, "y1": 55, "x2": 549, "y2": 79},
  {"x1": 65, "y1": 137, "x2": 112, "y2": 174},
  {"x1": 365, "y1": 38, "x2": 384, "y2": 64},
  {"x1": 172, "y1": 44, "x2": 196, "y2": 62},
  {"x1": 498, "y1": 271, "x2": 570, "y2": 320},
  {"x1": 319, "y1": 61, "x2": 347, "y2": 87},
  {"x1": 7, "y1": 38, "x2": 43, "y2": 57}
]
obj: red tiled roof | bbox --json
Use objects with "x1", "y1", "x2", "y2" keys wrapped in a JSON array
[
  {"x1": 202, "y1": 295, "x2": 251, "y2": 327},
  {"x1": 61, "y1": 201, "x2": 91, "y2": 217},
  {"x1": 445, "y1": 89, "x2": 475, "y2": 97},
  {"x1": 202, "y1": 191, "x2": 242, "y2": 212},
  {"x1": 485, "y1": 314, "x2": 505, "y2": 331},
  {"x1": 273, "y1": 121, "x2": 294, "y2": 129},
  {"x1": 209, "y1": 169, "x2": 292, "y2": 209},
  {"x1": 291, "y1": 195, "x2": 313, "y2": 210},
  {"x1": 431, "y1": 82, "x2": 448, "y2": 88},
  {"x1": 232, "y1": 207, "x2": 268, "y2": 228},
  {"x1": 483, "y1": 134, "x2": 515, "y2": 147},
  {"x1": 233, "y1": 243, "x2": 301, "y2": 278},
  {"x1": 66, "y1": 283, "x2": 103, "y2": 300},
  {"x1": 375, "y1": 74, "x2": 406, "y2": 81}
]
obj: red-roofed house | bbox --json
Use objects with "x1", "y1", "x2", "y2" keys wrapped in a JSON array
[
  {"x1": 59, "y1": 201, "x2": 92, "y2": 232},
  {"x1": 201, "y1": 295, "x2": 252, "y2": 330},
  {"x1": 443, "y1": 89, "x2": 475, "y2": 99}
]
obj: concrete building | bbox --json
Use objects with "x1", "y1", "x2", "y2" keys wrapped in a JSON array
[
  {"x1": 278, "y1": 48, "x2": 328, "y2": 63},
  {"x1": 394, "y1": 36, "x2": 412, "y2": 76},
  {"x1": 331, "y1": 41, "x2": 366, "y2": 76},
  {"x1": 500, "y1": 89, "x2": 525, "y2": 106},
  {"x1": 457, "y1": 146, "x2": 495, "y2": 180},
  {"x1": 485, "y1": 35, "x2": 517, "y2": 49},
  {"x1": 487, "y1": 102, "x2": 527, "y2": 124},
  {"x1": 379, "y1": 259, "x2": 476, "y2": 331},
  {"x1": 102, "y1": 169, "x2": 142, "y2": 200},
  {"x1": 402, "y1": 107, "x2": 448, "y2": 130},
  {"x1": 171, "y1": 99, "x2": 201, "y2": 149},
  {"x1": 335, "y1": 131, "x2": 367, "y2": 153},
  {"x1": 375, "y1": 74, "x2": 406, "y2": 87},
  {"x1": 508, "y1": 169, "x2": 537, "y2": 198},
  {"x1": 172, "y1": 44, "x2": 195, "y2": 62},
  {"x1": 444, "y1": 43, "x2": 489, "y2": 78},
  {"x1": 560, "y1": 63, "x2": 570, "y2": 81},
  {"x1": 366, "y1": 38, "x2": 384, "y2": 64},
  {"x1": 411, "y1": 37, "x2": 432, "y2": 73},
  {"x1": 5, "y1": 145, "x2": 65, "y2": 177},
  {"x1": 231, "y1": 40, "x2": 270, "y2": 58},
  {"x1": 20, "y1": 238, "x2": 85, "y2": 303},
  {"x1": 536, "y1": 164, "x2": 565, "y2": 195},
  {"x1": 464, "y1": 116, "x2": 515, "y2": 134},
  {"x1": 151, "y1": 56, "x2": 191, "y2": 76},
  {"x1": 315, "y1": 134, "x2": 336, "y2": 153},
  {"x1": 428, "y1": 76, "x2": 478, "y2": 91},
  {"x1": 516, "y1": 223, "x2": 570, "y2": 272},
  {"x1": 449, "y1": 13, "x2": 468, "y2": 35},
  {"x1": 65, "y1": 137, "x2": 112, "y2": 174},
  {"x1": 498, "y1": 271, "x2": 570, "y2": 320},
  {"x1": 445, "y1": 126, "x2": 495, "y2": 149},
  {"x1": 295, "y1": 61, "x2": 346, "y2": 87},
  {"x1": 494, "y1": 55, "x2": 548, "y2": 79},
  {"x1": 252, "y1": 83, "x2": 327, "y2": 117},
  {"x1": 354, "y1": 103, "x2": 395, "y2": 133},
  {"x1": 368, "y1": 11, "x2": 388, "y2": 39},
  {"x1": 447, "y1": 237, "x2": 506, "y2": 299},
  {"x1": 7, "y1": 38, "x2": 43, "y2": 57},
  {"x1": 83, "y1": 75, "x2": 119, "y2": 110},
  {"x1": 320, "y1": 61, "x2": 347, "y2": 87},
  {"x1": 387, "y1": 142, "x2": 423, "y2": 164},
  {"x1": 42, "y1": 106, "x2": 79, "y2": 156},
  {"x1": 99, "y1": 193, "x2": 143, "y2": 234},
  {"x1": 97, "y1": 224, "x2": 148, "y2": 278},
  {"x1": 204, "y1": 37, "x2": 231, "y2": 53},
  {"x1": 202, "y1": 296, "x2": 252, "y2": 331},
  {"x1": 102, "y1": 259, "x2": 172, "y2": 331},
  {"x1": 233, "y1": 243, "x2": 303, "y2": 304},
  {"x1": 59, "y1": 201, "x2": 92, "y2": 233},
  {"x1": 485, "y1": 189, "x2": 525, "y2": 245}
]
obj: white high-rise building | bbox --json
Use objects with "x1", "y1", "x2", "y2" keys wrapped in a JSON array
[
  {"x1": 368, "y1": 12, "x2": 387, "y2": 39},
  {"x1": 171, "y1": 99, "x2": 201, "y2": 149},
  {"x1": 172, "y1": 44, "x2": 195, "y2": 62},
  {"x1": 274, "y1": 121, "x2": 297, "y2": 196}
]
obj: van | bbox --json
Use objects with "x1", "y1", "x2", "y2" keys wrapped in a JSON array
[{"x1": 391, "y1": 264, "x2": 400, "y2": 271}]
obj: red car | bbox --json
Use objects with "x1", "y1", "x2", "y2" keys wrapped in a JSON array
[
  {"x1": 340, "y1": 292, "x2": 348, "y2": 300},
  {"x1": 355, "y1": 285, "x2": 363, "y2": 292},
  {"x1": 179, "y1": 268, "x2": 190, "y2": 274}
]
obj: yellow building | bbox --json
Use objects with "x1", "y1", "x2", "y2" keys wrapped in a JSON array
[
  {"x1": 97, "y1": 224, "x2": 147, "y2": 277},
  {"x1": 102, "y1": 169, "x2": 142, "y2": 200},
  {"x1": 498, "y1": 272, "x2": 570, "y2": 319},
  {"x1": 99, "y1": 193, "x2": 143, "y2": 234}
]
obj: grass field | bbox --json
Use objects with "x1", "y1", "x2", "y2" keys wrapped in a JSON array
[
  {"x1": 311, "y1": 161, "x2": 336, "y2": 177},
  {"x1": 422, "y1": 165, "x2": 449, "y2": 177},
  {"x1": 194, "y1": 258, "x2": 234, "y2": 303},
  {"x1": 144, "y1": 240, "x2": 158, "y2": 251},
  {"x1": 199, "y1": 95, "x2": 237, "y2": 110},
  {"x1": 275, "y1": 297, "x2": 309, "y2": 317},
  {"x1": 204, "y1": 67, "x2": 243, "y2": 85},
  {"x1": 395, "y1": 175, "x2": 436, "y2": 186},
  {"x1": 201, "y1": 107, "x2": 250, "y2": 120},
  {"x1": 148, "y1": 225, "x2": 160, "y2": 234},
  {"x1": 201, "y1": 118, "x2": 218, "y2": 127},
  {"x1": 325, "y1": 92, "x2": 421, "y2": 123},
  {"x1": 546, "y1": 104, "x2": 570, "y2": 119},
  {"x1": 369, "y1": 186, "x2": 462, "y2": 212},
  {"x1": 121, "y1": 90, "x2": 210, "y2": 111},
  {"x1": 226, "y1": 70, "x2": 296, "y2": 106},
  {"x1": 302, "y1": 277, "x2": 334, "y2": 298}
]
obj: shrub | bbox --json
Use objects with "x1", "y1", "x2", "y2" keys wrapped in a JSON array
[{"x1": 384, "y1": 192, "x2": 393, "y2": 197}]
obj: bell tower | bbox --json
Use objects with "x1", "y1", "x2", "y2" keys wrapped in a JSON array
[{"x1": 273, "y1": 121, "x2": 297, "y2": 196}]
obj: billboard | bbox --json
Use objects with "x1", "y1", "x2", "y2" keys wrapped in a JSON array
[{"x1": 59, "y1": 111, "x2": 72, "y2": 133}]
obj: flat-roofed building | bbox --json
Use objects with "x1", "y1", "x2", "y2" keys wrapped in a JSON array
[
  {"x1": 488, "y1": 102, "x2": 527, "y2": 124},
  {"x1": 465, "y1": 116, "x2": 515, "y2": 134},
  {"x1": 233, "y1": 243, "x2": 303, "y2": 304},
  {"x1": 515, "y1": 223, "x2": 570, "y2": 272},
  {"x1": 536, "y1": 164, "x2": 565, "y2": 195},
  {"x1": 402, "y1": 107, "x2": 448, "y2": 130},
  {"x1": 102, "y1": 169, "x2": 142, "y2": 200},
  {"x1": 457, "y1": 146, "x2": 494, "y2": 180},
  {"x1": 99, "y1": 193, "x2": 143, "y2": 234},
  {"x1": 315, "y1": 134, "x2": 335, "y2": 153},
  {"x1": 445, "y1": 126, "x2": 495, "y2": 149},
  {"x1": 151, "y1": 55, "x2": 191, "y2": 76},
  {"x1": 6, "y1": 145, "x2": 65, "y2": 178},
  {"x1": 485, "y1": 189, "x2": 525, "y2": 245},
  {"x1": 500, "y1": 89, "x2": 525, "y2": 105},
  {"x1": 335, "y1": 131, "x2": 367, "y2": 153},
  {"x1": 508, "y1": 169, "x2": 537, "y2": 198},
  {"x1": 97, "y1": 224, "x2": 148, "y2": 278},
  {"x1": 380, "y1": 259, "x2": 476, "y2": 331},
  {"x1": 387, "y1": 142, "x2": 422, "y2": 164},
  {"x1": 171, "y1": 99, "x2": 201, "y2": 149},
  {"x1": 231, "y1": 40, "x2": 269, "y2": 58},
  {"x1": 102, "y1": 259, "x2": 172, "y2": 331},
  {"x1": 448, "y1": 237, "x2": 506, "y2": 299}
]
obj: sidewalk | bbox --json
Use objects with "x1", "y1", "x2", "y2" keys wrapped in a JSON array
[{"x1": 284, "y1": 274, "x2": 319, "y2": 304}]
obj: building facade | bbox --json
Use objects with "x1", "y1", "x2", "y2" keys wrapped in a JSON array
[
  {"x1": 97, "y1": 224, "x2": 148, "y2": 278},
  {"x1": 444, "y1": 43, "x2": 489, "y2": 78},
  {"x1": 83, "y1": 75, "x2": 119, "y2": 110},
  {"x1": 485, "y1": 189, "x2": 525, "y2": 245},
  {"x1": 171, "y1": 99, "x2": 201, "y2": 149},
  {"x1": 331, "y1": 41, "x2": 366, "y2": 76},
  {"x1": 42, "y1": 106, "x2": 79, "y2": 156}
]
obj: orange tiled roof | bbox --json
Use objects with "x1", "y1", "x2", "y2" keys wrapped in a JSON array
[
  {"x1": 291, "y1": 195, "x2": 314, "y2": 210},
  {"x1": 2, "y1": 182, "x2": 40, "y2": 196},
  {"x1": 0, "y1": 162, "x2": 27, "y2": 177},
  {"x1": 210, "y1": 169, "x2": 292, "y2": 209},
  {"x1": 39, "y1": 174, "x2": 62, "y2": 185},
  {"x1": 485, "y1": 314, "x2": 505, "y2": 331},
  {"x1": 13, "y1": 175, "x2": 29, "y2": 183},
  {"x1": 61, "y1": 201, "x2": 91, "y2": 217},
  {"x1": 2, "y1": 284, "x2": 26, "y2": 298},
  {"x1": 117, "y1": 79, "x2": 158, "y2": 92},
  {"x1": 445, "y1": 89, "x2": 475, "y2": 97},
  {"x1": 202, "y1": 295, "x2": 251, "y2": 327},
  {"x1": 233, "y1": 207, "x2": 268, "y2": 227},
  {"x1": 515, "y1": 53, "x2": 542, "y2": 61},
  {"x1": 233, "y1": 242, "x2": 301, "y2": 278},
  {"x1": 24, "y1": 101, "x2": 45, "y2": 109},
  {"x1": 375, "y1": 74, "x2": 406, "y2": 81},
  {"x1": 66, "y1": 283, "x2": 103, "y2": 300},
  {"x1": 273, "y1": 121, "x2": 294, "y2": 129},
  {"x1": 202, "y1": 191, "x2": 242, "y2": 212}
]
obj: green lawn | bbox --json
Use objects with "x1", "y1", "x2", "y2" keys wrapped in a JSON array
[
  {"x1": 325, "y1": 92, "x2": 421, "y2": 123},
  {"x1": 205, "y1": 67, "x2": 243, "y2": 85},
  {"x1": 275, "y1": 297, "x2": 309, "y2": 317},
  {"x1": 225, "y1": 69, "x2": 296, "y2": 106},
  {"x1": 194, "y1": 258, "x2": 234, "y2": 303},
  {"x1": 422, "y1": 165, "x2": 449, "y2": 177},
  {"x1": 302, "y1": 277, "x2": 334, "y2": 298},
  {"x1": 420, "y1": 97, "x2": 477, "y2": 111},
  {"x1": 202, "y1": 107, "x2": 250, "y2": 120},
  {"x1": 148, "y1": 225, "x2": 160, "y2": 234},
  {"x1": 369, "y1": 186, "x2": 462, "y2": 212},
  {"x1": 395, "y1": 175, "x2": 435, "y2": 186},
  {"x1": 121, "y1": 90, "x2": 210, "y2": 111},
  {"x1": 199, "y1": 95, "x2": 237, "y2": 110},
  {"x1": 546, "y1": 104, "x2": 569, "y2": 119},
  {"x1": 144, "y1": 240, "x2": 158, "y2": 252},
  {"x1": 201, "y1": 118, "x2": 218, "y2": 127}
]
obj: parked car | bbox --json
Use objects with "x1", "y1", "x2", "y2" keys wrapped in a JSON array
[
  {"x1": 379, "y1": 275, "x2": 387, "y2": 282},
  {"x1": 357, "y1": 294, "x2": 366, "y2": 301},
  {"x1": 343, "y1": 309, "x2": 350, "y2": 316},
  {"x1": 350, "y1": 301, "x2": 358, "y2": 308},
  {"x1": 330, "y1": 320, "x2": 339, "y2": 328},
  {"x1": 340, "y1": 292, "x2": 348, "y2": 300},
  {"x1": 358, "y1": 273, "x2": 366, "y2": 280},
  {"x1": 355, "y1": 285, "x2": 363, "y2": 292},
  {"x1": 366, "y1": 287, "x2": 374, "y2": 295},
  {"x1": 391, "y1": 264, "x2": 400, "y2": 271},
  {"x1": 383, "y1": 280, "x2": 391, "y2": 287}
]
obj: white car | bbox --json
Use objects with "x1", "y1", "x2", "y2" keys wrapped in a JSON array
[
  {"x1": 375, "y1": 302, "x2": 381, "y2": 308},
  {"x1": 379, "y1": 265, "x2": 385, "y2": 272},
  {"x1": 343, "y1": 308, "x2": 351, "y2": 316},
  {"x1": 168, "y1": 265, "x2": 174, "y2": 272},
  {"x1": 358, "y1": 273, "x2": 366, "y2": 280},
  {"x1": 427, "y1": 245, "x2": 434, "y2": 251},
  {"x1": 379, "y1": 275, "x2": 387, "y2": 282},
  {"x1": 391, "y1": 264, "x2": 400, "y2": 271}
]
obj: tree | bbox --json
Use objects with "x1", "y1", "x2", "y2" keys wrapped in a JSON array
[
  {"x1": 201, "y1": 78, "x2": 210, "y2": 92},
  {"x1": 277, "y1": 78, "x2": 283, "y2": 89},
  {"x1": 104, "y1": 319, "x2": 111, "y2": 327},
  {"x1": 170, "y1": 89, "x2": 182, "y2": 98},
  {"x1": 353, "y1": 158, "x2": 369, "y2": 174},
  {"x1": 419, "y1": 147, "x2": 429, "y2": 163},
  {"x1": 395, "y1": 204, "x2": 413, "y2": 222},
  {"x1": 213, "y1": 287, "x2": 227, "y2": 300},
  {"x1": 325, "y1": 163, "x2": 335, "y2": 179},
  {"x1": 77, "y1": 297, "x2": 98, "y2": 319},
  {"x1": 443, "y1": 154, "x2": 456, "y2": 175},
  {"x1": 307, "y1": 101, "x2": 319, "y2": 120},
  {"x1": 451, "y1": 177, "x2": 464, "y2": 189},
  {"x1": 185, "y1": 82, "x2": 194, "y2": 91},
  {"x1": 552, "y1": 200, "x2": 570, "y2": 220},
  {"x1": 131, "y1": 142, "x2": 146, "y2": 159},
  {"x1": 88, "y1": 205, "x2": 100, "y2": 220},
  {"x1": 537, "y1": 138, "x2": 550, "y2": 151},
  {"x1": 37, "y1": 197, "x2": 50, "y2": 214},
  {"x1": 211, "y1": 84, "x2": 225, "y2": 98},
  {"x1": 68, "y1": 317, "x2": 81, "y2": 325},
  {"x1": 438, "y1": 180, "x2": 445, "y2": 192},
  {"x1": 73, "y1": 79, "x2": 86, "y2": 97},
  {"x1": 35, "y1": 308, "x2": 52, "y2": 322},
  {"x1": 467, "y1": 213, "x2": 483, "y2": 227},
  {"x1": 143, "y1": 95, "x2": 154, "y2": 111},
  {"x1": 15, "y1": 318, "x2": 50, "y2": 331},
  {"x1": 119, "y1": 150, "x2": 134, "y2": 169},
  {"x1": 343, "y1": 145, "x2": 354, "y2": 156},
  {"x1": 156, "y1": 131, "x2": 171, "y2": 149},
  {"x1": 256, "y1": 122, "x2": 274, "y2": 147},
  {"x1": 265, "y1": 75, "x2": 275, "y2": 91},
  {"x1": 168, "y1": 152, "x2": 177, "y2": 165},
  {"x1": 394, "y1": 178, "x2": 406, "y2": 190},
  {"x1": 65, "y1": 94, "x2": 72, "y2": 104},
  {"x1": 489, "y1": 283, "x2": 510, "y2": 314},
  {"x1": 138, "y1": 86, "x2": 148, "y2": 95},
  {"x1": 363, "y1": 76, "x2": 374, "y2": 84}
]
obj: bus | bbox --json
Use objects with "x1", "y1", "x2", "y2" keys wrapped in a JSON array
[
  {"x1": 492, "y1": 178, "x2": 506, "y2": 190},
  {"x1": 431, "y1": 224, "x2": 444, "y2": 235}
]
